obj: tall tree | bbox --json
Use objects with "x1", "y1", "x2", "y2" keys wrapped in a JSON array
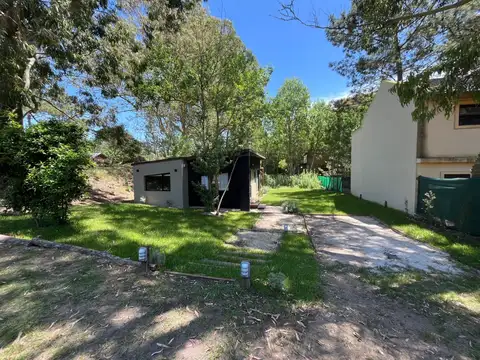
[
  {"x1": 0, "y1": 0, "x2": 117, "y2": 126},
  {"x1": 135, "y1": 8, "x2": 270, "y2": 210},
  {"x1": 306, "y1": 101, "x2": 335, "y2": 170},
  {"x1": 278, "y1": 0, "x2": 480, "y2": 122},
  {"x1": 323, "y1": 94, "x2": 372, "y2": 174},
  {"x1": 0, "y1": 0, "x2": 200, "y2": 127},
  {"x1": 271, "y1": 78, "x2": 310, "y2": 174},
  {"x1": 95, "y1": 125, "x2": 144, "y2": 164}
]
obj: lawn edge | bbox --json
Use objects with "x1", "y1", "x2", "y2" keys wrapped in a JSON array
[{"x1": 0, "y1": 234, "x2": 141, "y2": 267}]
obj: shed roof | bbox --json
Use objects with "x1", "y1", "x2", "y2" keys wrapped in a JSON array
[{"x1": 132, "y1": 149, "x2": 265, "y2": 166}]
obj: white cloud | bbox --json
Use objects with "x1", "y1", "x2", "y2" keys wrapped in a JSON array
[{"x1": 312, "y1": 90, "x2": 352, "y2": 104}]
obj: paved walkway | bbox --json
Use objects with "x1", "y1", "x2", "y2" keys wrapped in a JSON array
[
  {"x1": 254, "y1": 206, "x2": 306, "y2": 234},
  {"x1": 305, "y1": 215, "x2": 461, "y2": 273}
]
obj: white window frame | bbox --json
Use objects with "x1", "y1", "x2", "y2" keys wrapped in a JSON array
[
  {"x1": 442, "y1": 172, "x2": 471, "y2": 179},
  {"x1": 201, "y1": 176, "x2": 209, "y2": 189},
  {"x1": 455, "y1": 101, "x2": 480, "y2": 129},
  {"x1": 218, "y1": 173, "x2": 229, "y2": 191}
]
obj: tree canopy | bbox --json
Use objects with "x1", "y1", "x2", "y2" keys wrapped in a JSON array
[
  {"x1": 0, "y1": 0, "x2": 200, "y2": 127},
  {"x1": 279, "y1": 0, "x2": 480, "y2": 122}
]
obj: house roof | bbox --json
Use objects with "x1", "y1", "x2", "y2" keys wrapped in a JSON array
[
  {"x1": 91, "y1": 152, "x2": 107, "y2": 159},
  {"x1": 132, "y1": 149, "x2": 265, "y2": 166}
]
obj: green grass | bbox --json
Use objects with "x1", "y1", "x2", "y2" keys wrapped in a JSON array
[
  {"x1": 0, "y1": 203, "x2": 320, "y2": 300},
  {"x1": 262, "y1": 187, "x2": 480, "y2": 269}
]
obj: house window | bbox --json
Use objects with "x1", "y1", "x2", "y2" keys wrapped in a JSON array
[
  {"x1": 458, "y1": 104, "x2": 480, "y2": 127},
  {"x1": 145, "y1": 173, "x2": 171, "y2": 191},
  {"x1": 201, "y1": 176, "x2": 209, "y2": 189},
  {"x1": 218, "y1": 173, "x2": 229, "y2": 191},
  {"x1": 443, "y1": 173, "x2": 471, "y2": 179}
]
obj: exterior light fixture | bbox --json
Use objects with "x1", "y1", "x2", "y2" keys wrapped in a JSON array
[
  {"x1": 139, "y1": 247, "x2": 149, "y2": 274},
  {"x1": 138, "y1": 247, "x2": 148, "y2": 262},
  {"x1": 240, "y1": 261, "x2": 251, "y2": 289}
]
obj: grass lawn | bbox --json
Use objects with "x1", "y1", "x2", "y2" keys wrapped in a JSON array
[
  {"x1": 0, "y1": 204, "x2": 320, "y2": 301},
  {"x1": 262, "y1": 187, "x2": 480, "y2": 269}
]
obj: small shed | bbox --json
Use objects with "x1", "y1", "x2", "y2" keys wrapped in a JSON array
[
  {"x1": 91, "y1": 152, "x2": 108, "y2": 165},
  {"x1": 132, "y1": 149, "x2": 265, "y2": 211}
]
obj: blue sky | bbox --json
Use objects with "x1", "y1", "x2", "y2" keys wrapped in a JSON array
[
  {"x1": 206, "y1": 0, "x2": 351, "y2": 101},
  {"x1": 114, "y1": 0, "x2": 352, "y2": 137}
]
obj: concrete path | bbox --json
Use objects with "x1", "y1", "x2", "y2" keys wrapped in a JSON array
[
  {"x1": 254, "y1": 206, "x2": 307, "y2": 234},
  {"x1": 305, "y1": 215, "x2": 461, "y2": 274}
]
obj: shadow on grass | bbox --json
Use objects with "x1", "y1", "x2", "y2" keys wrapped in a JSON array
[
  {"x1": 0, "y1": 204, "x2": 322, "y2": 301},
  {"x1": 2, "y1": 241, "x2": 477, "y2": 359},
  {"x1": 0, "y1": 244, "x2": 309, "y2": 359}
]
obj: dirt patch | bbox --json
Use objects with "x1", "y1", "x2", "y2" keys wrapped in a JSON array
[
  {"x1": 254, "y1": 205, "x2": 307, "y2": 233},
  {"x1": 249, "y1": 265, "x2": 479, "y2": 360},
  {"x1": 226, "y1": 230, "x2": 282, "y2": 251},
  {"x1": 0, "y1": 242, "x2": 304, "y2": 359},
  {"x1": 1, "y1": 239, "x2": 477, "y2": 359},
  {"x1": 307, "y1": 215, "x2": 461, "y2": 274},
  {"x1": 75, "y1": 166, "x2": 133, "y2": 205}
]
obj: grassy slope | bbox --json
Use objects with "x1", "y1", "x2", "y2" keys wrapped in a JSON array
[
  {"x1": 262, "y1": 187, "x2": 480, "y2": 269},
  {"x1": 0, "y1": 204, "x2": 320, "y2": 301}
]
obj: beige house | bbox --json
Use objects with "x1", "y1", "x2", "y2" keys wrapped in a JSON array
[{"x1": 351, "y1": 81, "x2": 480, "y2": 213}]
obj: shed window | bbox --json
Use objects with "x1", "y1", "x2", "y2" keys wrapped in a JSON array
[
  {"x1": 458, "y1": 104, "x2": 480, "y2": 127},
  {"x1": 218, "y1": 173, "x2": 229, "y2": 191},
  {"x1": 201, "y1": 176, "x2": 209, "y2": 189},
  {"x1": 443, "y1": 173, "x2": 471, "y2": 179},
  {"x1": 145, "y1": 173, "x2": 171, "y2": 191}
]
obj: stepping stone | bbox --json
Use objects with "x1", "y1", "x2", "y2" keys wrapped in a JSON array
[
  {"x1": 201, "y1": 259, "x2": 239, "y2": 267},
  {"x1": 226, "y1": 231, "x2": 282, "y2": 252},
  {"x1": 222, "y1": 249, "x2": 269, "y2": 259},
  {"x1": 216, "y1": 254, "x2": 270, "y2": 264}
]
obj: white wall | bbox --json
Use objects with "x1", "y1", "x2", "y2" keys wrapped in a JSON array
[
  {"x1": 132, "y1": 159, "x2": 187, "y2": 208},
  {"x1": 424, "y1": 108, "x2": 480, "y2": 158},
  {"x1": 351, "y1": 81, "x2": 418, "y2": 213}
]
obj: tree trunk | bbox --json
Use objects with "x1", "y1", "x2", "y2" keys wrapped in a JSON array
[
  {"x1": 394, "y1": 29, "x2": 403, "y2": 82},
  {"x1": 15, "y1": 55, "x2": 37, "y2": 127}
]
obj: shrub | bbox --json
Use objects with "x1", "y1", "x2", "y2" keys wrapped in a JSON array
[
  {"x1": 267, "y1": 272, "x2": 288, "y2": 293},
  {"x1": 265, "y1": 174, "x2": 292, "y2": 188},
  {"x1": 291, "y1": 172, "x2": 321, "y2": 189},
  {"x1": 265, "y1": 171, "x2": 321, "y2": 189},
  {"x1": 282, "y1": 200, "x2": 299, "y2": 214},
  {"x1": 2, "y1": 120, "x2": 92, "y2": 224}
]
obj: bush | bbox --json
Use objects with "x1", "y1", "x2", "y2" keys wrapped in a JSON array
[
  {"x1": 265, "y1": 171, "x2": 321, "y2": 189},
  {"x1": 267, "y1": 272, "x2": 288, "y2": 293},
  {"x1": 265, "y1": 174, "x2": 292, "y2": 188},
  {"x1": 282, "y1": 200, "x2": 299, "y2": 214},
  {"x1": 291, "y1": 172, "x2": 322, "y2": 189},
  {"x1": 2, "y1": 119, "x2": 92, "y2": 224}
]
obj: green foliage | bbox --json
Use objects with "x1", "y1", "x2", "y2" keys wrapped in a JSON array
[
  {"x1": 136, "y1": 8, "x2": 269, "y2": 211},
  {"x1": 265, "y1": 172, "x2": 321, "y2": 190},
  {"x1": 291, "y1": 172, "x2": 322, "y2": 189},
  {"x1": 0, "y1": 119, "x2": 26, "y2": 209},
  {"x1": 259, "y1": 78, "x2": 310, "y2": 175},
  {"x1": 324, "y1": 0, "x2": 480, "y2": 122},
  {"x1": 95, "y1": 125, "x2": 143, "y2": 164},
  {"x1": 267, "y1": 272, "x2": 288, "y2": 293},
  {"x1": 2, "y1": 120, "x2": 91, "y2": 224},
  {"x1": 323, "y1": 94, "x2": 372, "y2": 174},
  {"x1": 278, "y1": 159, "x2": 288, "y2": 171},
  {"x1": 282, "y1": 200, "x2": 299, "y2": 214},
  {"x1": 265, "y1": 174, "x2": 293, "y2": 188}
]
